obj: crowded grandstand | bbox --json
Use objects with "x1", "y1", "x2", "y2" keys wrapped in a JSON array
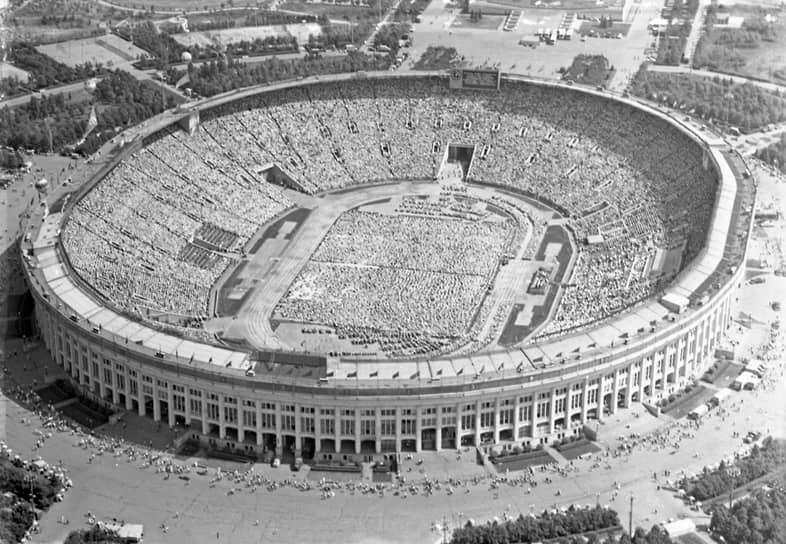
[{"x1": 60, "y1": 74, "x2": 718, "y2": 353}]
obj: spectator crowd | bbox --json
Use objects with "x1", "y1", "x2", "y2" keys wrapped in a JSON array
[{"x1": 62, "y1": 76, "x2": 716, "y2": 343}]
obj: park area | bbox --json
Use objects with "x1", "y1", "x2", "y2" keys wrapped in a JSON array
[
  {"x1": 693, "y1": 4, "x2": 786, "y2": 84},
  {"x1": 172, "y1": 23, "x2": 323, "y2": 48},
  {"x1": 36, "y1": 35, "x2": 149, "y2": 68}
]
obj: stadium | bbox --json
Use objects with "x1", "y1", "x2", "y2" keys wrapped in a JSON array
[{"x1": 21, "y1": 70, "x2": 755, "y2": 463}]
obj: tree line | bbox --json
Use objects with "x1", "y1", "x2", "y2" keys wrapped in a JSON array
[
  {"x1": 165, "y1": 52, "x2": 391, "y2": 98},
  {"x1": 0, "y1": 42, "x2": 104, "y2": 98},
  {"x1": 0, "y1": 458, "x2": 62, "y2": 543},
  {"x1": 710, "y1": 480, "x2": 786, "y2": 544},
  {"x1": 629, "y1": 70, "x2": 786, "y2": 132},
  {"x1": 449, "y1": 505, "x2": 620, "y2": 544},
  {"x1": 0, "y1": 69, "x2": 175, "y2": 154},
  {"x1": 680, "y1": 437, "x2": 786, "y2": 501},
  {"x1": 756, "y1": 134, "x2": 786, "y2": 174}
]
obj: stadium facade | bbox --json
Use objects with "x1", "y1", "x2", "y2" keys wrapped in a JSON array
[{"x1": 21, "y1": 72, "x2": 754, "y2": 462}]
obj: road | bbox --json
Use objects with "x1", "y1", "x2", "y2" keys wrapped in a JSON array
[
  {"x1": 605, "y1": 0, "x2": 665, "y2": 91},
  {"x1": 0, "y1": 79, "x2": 100, "y2": 109},
  {"x1": 361, "y1": 0, "x2": 404, "y2": 52},
  {"x1": 682, "y1": 0, "x2": 710, "y2": 65}
]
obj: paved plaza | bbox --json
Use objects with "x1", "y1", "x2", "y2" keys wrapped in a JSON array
[
  {"x1": 3, "y1": 331, "x2": 785, "y2": 544},
  {"x1": 403, "y1": 0, "x2": 661, "y2": 91}
]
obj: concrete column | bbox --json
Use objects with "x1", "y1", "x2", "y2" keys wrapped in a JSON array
[
  {"x1": 581, "y1": 377, "x2": 590, "y2": 422},
  {"x1": 98, "y1": 375, "x2": 107, "y2": 403},
  {"x1": 275, "y1": 403, "x2": 283, "y2": 456},
  {"x1": 611, "y1": 369, "x2": 620, "y2": 414},
  {"x1": 626, "y1": 365, "x2": 634, "y2": 408},
  {"x1": 152, "y1": 383, "x2": 161, "y2": 422},
  {"x1": 435, "y1": 408, "x2": 442, "y2": 451},
  {"x1": 218, "y1": 396, "x2": 226, "y2": 440},
  {"x1": 474, "y1": 401, "x2": 481, "y2": 448},
  {"x1": 334, "y1": 410, "x2": 341, "y2": 453},
  {"x1": 513, "y1": 396, "x2": 521, "y2": 441},
  {"x1": 375, "y1": 410, "x2": 382, "y2": 454},
  {"x1": 549, "y1": 389, "x2": 557, "y2": 434},
  {"x1": 415, "y1": 407, "x2": 422, "y2": 453},
  {"x1": 354, "y1": 410, "x2": 361, "y2": 455},
  {"x1": 111, "y1": 370, "x2": 119, "y2": 405},
  {"x1": 315, "y1": 411, "x2": 323, "y2": 454},
  {"x1": 167, "y1": 388, "x2": 175, "y2": 427},
  {"x1": 395, "y1": 408, "x2": 402, "y2": 452},
  {"x1": 184, "y1": 389, "x2": 191, "y2": 426},
  {"x1": 492, "y1": 399, "x2": 500, "y2": 444},
  {"x1": 638, "y1": 360, "x2": 645, "y2": 403},
  {"x1": 201, "y1": 398, "x2": 209, "y2": 435},
  {"x1": 650, "y1": 356, "x2": 658, "y2": 399},
  {"x1": 138, "y1": 394, "x2": 146, "y2": 417},
  {"x1": 455, "y1": 403, "x2": 462, "y2": 445},
  {"x1": 124, "y1": 372, "x2": 133, "y2": 411},
  {"x1": 294, "y1": 405, "x2": 301, "y2": 456},
  {"x1": 256, "y1": 406, "x2": 264, "y2": 447}
]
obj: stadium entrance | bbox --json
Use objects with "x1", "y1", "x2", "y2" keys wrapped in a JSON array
[{"x1": 442, "y1": 144, "x2": 475, "y2": 180}]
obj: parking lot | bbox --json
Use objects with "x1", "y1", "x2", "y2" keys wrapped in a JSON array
[{"x1": 403, "y1": 0, "x2": 662, "y2": 90}]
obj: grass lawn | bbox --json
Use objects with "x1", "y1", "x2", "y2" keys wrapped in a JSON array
[
  {"x1": 693, "y1": 4, "x2": 786, "y2": 84},
  {"x1": 556, "y1": 438, "x2": 601, "y2": 460},
  {"x1": 675, "y1": 533, "x2": 708, "y2": 544},
  {"x1": 413, "y1": 45, "x2": 461, "y2": 70},
  {"x1": 490, "y1": 449, "x2": 556, "y2": 471},
  {"x1": 562, "y1": 53, "x2": 614, "y2": 86},
  {"x1": 578, "y1": 21, "x2": 631, "y2": 37},
  {"x1": 660, "y1": 385, "x2": 717, "y2": 420},
  {"x1": 451, "y1": 14, "x2": 505, "y2": 30}
]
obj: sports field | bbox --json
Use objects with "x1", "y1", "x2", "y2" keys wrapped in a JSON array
[
  {"x1": 172, "y1": 23, "x2": 323, "y2": 48},
  {"x1": 36, "y1": 35, "x2": 149, "y2": 68}
]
